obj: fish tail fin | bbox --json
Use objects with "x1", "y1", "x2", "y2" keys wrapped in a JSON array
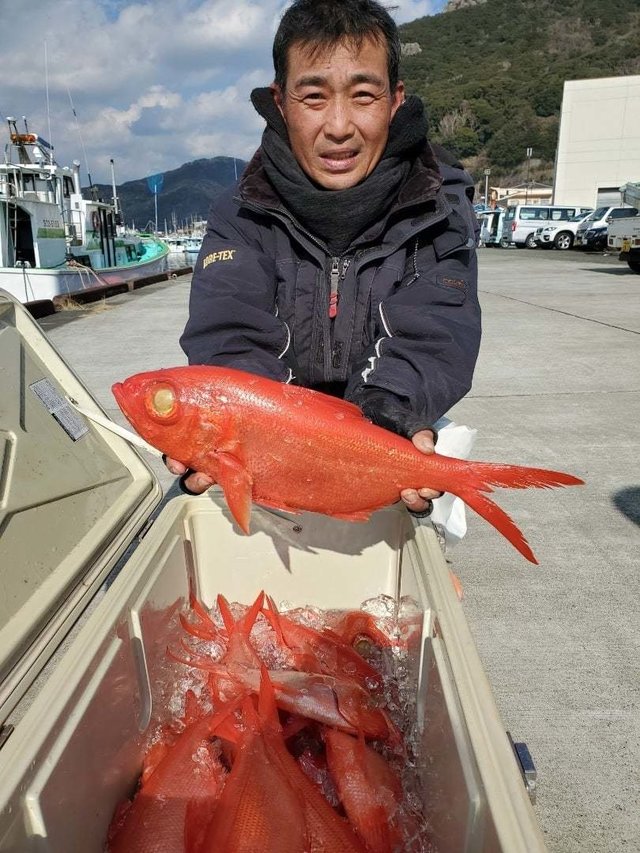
[
  {"x1": 460, "y1": 460, "x2": 584, "y2": 492},
  {"x1": 217, "y1": 591, "x2": 264, "y2": 636},
  {"x1": 216, "y1": 594, "x2": 236, "y2": 633},
  {"x1": 241, "y1": 591, "x2": 265, "y2": 633},
  {"x1": 263, "y1": 595, "x2": 286, "y2": 646},
  {"x1": 457, "y1": 488, "x2": 538, "y2": 563},
  {"x1": 428, "y1": 458, "x2": 583, "y2": 562}
]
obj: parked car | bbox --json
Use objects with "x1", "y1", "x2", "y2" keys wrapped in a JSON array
[
  {"x1": 574, "y1": 206, "x2": 639, "y2": 250},
  {"x1": 500, "y1": 204, "x2": 593, "y2": 249},
  {"x1": 533, "y1": 211, "x2": 594, "y2": 250},
  {"x1": 581, "y1": 226, "x2": 609, "y2": 252}
]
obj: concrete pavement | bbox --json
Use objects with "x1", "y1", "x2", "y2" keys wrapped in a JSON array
[
  {"x1": 450, "y1": 248, "x2": 640, "y2": 852},
  {"x1": 42, "y1": 247, "x2": 640, "y2": 852}
]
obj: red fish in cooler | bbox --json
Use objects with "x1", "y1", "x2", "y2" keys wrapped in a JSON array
[{"x1": 107, "y1": 697, "x2": 242, "y2": 853}]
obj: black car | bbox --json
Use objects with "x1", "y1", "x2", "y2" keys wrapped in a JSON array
[{"x1": 582, "y1": 226, "x2": 608, "y2": 252}]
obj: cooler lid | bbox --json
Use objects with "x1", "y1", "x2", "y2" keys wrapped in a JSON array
[{"x1": 0, "y1": 290, "x2": 162, "y2": 722}]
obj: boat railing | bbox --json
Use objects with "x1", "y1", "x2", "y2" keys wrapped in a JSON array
[
  {"x1": 0, "y1": 169, "x2": 20, "y2": 199},
  {"x1": 62, "y1": 206, "x2": 85, "y2": 246}
]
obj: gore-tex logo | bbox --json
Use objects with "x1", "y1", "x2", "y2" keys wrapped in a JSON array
[{"x1": 439, "y1": 276, "x2": 466, "y2": 289}]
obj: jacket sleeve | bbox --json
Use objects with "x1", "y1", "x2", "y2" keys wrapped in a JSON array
[
  {"x1": 345, "y1": 163, "x2": 481, "y2": 438},
  {"x1": 179, "y1": 189, "x2": 292, "y2": 382}
]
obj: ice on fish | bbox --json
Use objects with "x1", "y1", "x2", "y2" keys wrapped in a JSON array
[{"x1": 114, "y1": 591, "x2": 433, "y2": 853}]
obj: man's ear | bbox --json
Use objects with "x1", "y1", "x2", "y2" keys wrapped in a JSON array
[
  {"x1": 270, "y1": 82, "x2": 286, "y2": 123},
  {"x1": 390, "y1": 80, "x2": 406, "y2": 122}
]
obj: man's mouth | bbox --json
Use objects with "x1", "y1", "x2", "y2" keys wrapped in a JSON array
[{"x1": 320, "y1": 150, "x2": 359, "y2": 172}]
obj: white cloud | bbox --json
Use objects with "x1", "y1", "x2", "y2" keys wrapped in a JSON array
[
  {"x1": 390, "y1": 1, "x2": 443, "y2": 25},
  {"x1": 0, "y1": 0, "x2": 444, "y2": 182}
]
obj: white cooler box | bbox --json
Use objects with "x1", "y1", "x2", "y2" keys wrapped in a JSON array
[{"x1": 0, "y1": 291, "x2": 547, "y2": 852}]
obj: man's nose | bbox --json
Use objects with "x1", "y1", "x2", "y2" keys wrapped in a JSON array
[{"x1": 323, "y1": 98, "x2": 354, "y2": 140}]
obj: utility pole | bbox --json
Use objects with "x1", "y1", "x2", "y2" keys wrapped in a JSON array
[
  {"x1": 484, "y1": 167, "x2": 491, "y2": 208},
  {"x1": 525, "y1": 147, "x2": 533, "y2": 204}
]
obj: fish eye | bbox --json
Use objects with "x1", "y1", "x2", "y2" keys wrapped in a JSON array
[{"x1": 148, "y1": 384, "x2": 177, "y2": 418}]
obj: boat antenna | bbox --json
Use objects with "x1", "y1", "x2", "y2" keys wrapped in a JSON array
[
  {"x1": 44, "y1": 41, "x2": 53, "y2": 153},
  {"x1": 67, "y1": 86, "x2": 93, "y2": 188},
  {"x1": 110, "y1": 158, "x2": 119, "y2": 216}
]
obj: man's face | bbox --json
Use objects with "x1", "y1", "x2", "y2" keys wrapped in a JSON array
[{"x1": 272, "y1": 36, "x2": 405, "y2": 190}]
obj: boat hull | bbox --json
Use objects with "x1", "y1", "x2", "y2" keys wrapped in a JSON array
[{"x1": 0, "y1": 250, "x2": 169, "y2": 304}]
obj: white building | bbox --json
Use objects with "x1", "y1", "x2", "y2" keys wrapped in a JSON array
[{"x1": 553, "y1": 75, "x2": 640, "y2": 208}]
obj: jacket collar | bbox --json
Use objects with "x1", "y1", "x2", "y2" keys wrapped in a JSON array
[{"x1": 238, "y1": 143, "x2": 444, "y2": 249}]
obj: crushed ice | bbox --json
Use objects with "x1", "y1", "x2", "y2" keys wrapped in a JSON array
[{"x1": 141, "y1": 593, "x2": 434, "y2": 852}]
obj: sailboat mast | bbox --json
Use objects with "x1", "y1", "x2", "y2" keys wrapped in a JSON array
[{"x1": 110, "y1": 158, "x2": 119, "y2": 216}]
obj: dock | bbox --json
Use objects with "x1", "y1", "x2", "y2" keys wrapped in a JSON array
[{"x1": 41, "y1": 248, "x2": 640, "y2": 853}]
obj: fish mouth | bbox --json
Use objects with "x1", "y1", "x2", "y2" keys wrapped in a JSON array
[{"x1": 112, "y1": 382, "x2": 132, "y2": 422}]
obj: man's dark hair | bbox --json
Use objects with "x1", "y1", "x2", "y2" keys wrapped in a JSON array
[{"x1": 273, "y1": 0, "x2": 401, "y2": 90}]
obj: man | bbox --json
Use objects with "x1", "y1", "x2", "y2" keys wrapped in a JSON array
[{"x1": 167, "y1": 0, "x2": 481, "y2": 517}]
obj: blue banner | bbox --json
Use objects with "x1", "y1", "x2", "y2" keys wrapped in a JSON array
[{"x1": 147, "y1": 173, "x2": 164, "y2": 194}]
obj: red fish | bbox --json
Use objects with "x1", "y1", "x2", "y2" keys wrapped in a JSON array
[
  {"x1": 171, "y1": 591, "x2": 396, "y2": 741},
  {"x1": 189, "y1": 668, "x2": 367, "y2": 853},
  {"x1": 323, "y1": 728, "x2": 404, "y2": 853},
  {"x1": 107, "y1": 698, "x2": 242, "y2": 853},
  {"x1": 112, "y1": 365, "x2": 584, "y2": 563},
  {"x1": 189, "y1": 692, "x2": 308, "y2": 852},
  {"x1": 262, "y1": 595, "x2": 384, "y2": 692}
]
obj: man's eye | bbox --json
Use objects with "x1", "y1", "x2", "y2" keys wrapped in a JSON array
[
  {"x1": 354, "y1": 91, "x2": 376, "y2": 103},
  {"x1": 303, "y1": 92, "x2": 324, "y2": 102}
]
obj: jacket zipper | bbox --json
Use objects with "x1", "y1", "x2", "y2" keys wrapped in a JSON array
[
  {"x1": 328, "y1": 256, "x2": 351, "y2": 319},
  {"x1": 236, "y1": 195, "x2": 453, "y2": 378},
  {"x1": 329, "y1": 257, "x2": 351, "y2": 369}
]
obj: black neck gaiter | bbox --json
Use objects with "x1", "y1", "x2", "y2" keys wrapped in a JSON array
[{"x1": 250, "y1": 87, "x2": 429, "y2": 255}]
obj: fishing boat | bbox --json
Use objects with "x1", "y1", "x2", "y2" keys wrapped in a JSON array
[
  {"x1": 164, "y1": 235, "x2": 188, "y2": 254},
  {"x1": 164, "y1": 233, "x2": 203, "y2": 255},
  {"x1": 183, "y1": 234, "x2": 203, "y2": 254},
  {"x1": 0, "y1": 118, "x2": 169, "y2": 304}
]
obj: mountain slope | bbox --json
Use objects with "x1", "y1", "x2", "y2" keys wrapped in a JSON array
[
  {"x1": 399, "y1": 0, "x2": 640, "y2": 180},
  {"x1": 88, "y1": 0, "x2": 639, "y2": 217},
  {"x1": 88, "y1": 156, "x2": 246, "y2": 229}
]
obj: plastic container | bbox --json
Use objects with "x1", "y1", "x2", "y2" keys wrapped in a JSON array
[{"x1": 0, "y1": 290, "x2": 547, "y2": 852}]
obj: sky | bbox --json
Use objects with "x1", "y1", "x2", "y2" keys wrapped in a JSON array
[{"x1": 0, "y1": 0, "x2": 445, "y2": 184}]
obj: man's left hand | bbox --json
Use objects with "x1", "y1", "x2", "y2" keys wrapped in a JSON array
[{"x1": 401, "y1": 429, "x2": 443, "y2": 513}]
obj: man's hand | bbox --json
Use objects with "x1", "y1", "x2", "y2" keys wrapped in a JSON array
[
  {"x1": 164, "y1": 457, "x2": 215, "y2": 495},
  {"x1": 400, "y1": 429, "x2": 442, "y2": 514}
]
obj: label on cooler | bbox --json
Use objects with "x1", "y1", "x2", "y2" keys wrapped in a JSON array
[{"x1": 30, "y1": 378, "x2": 89, "y2": 441}]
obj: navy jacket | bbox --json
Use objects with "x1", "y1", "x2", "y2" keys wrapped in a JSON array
[{"x1": 180, "y1": 143, "x2": 481, "y2": 438}]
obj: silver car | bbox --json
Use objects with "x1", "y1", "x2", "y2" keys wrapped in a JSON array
[{"x1": 533, "y1": 212, "x2": 593, "y2": 250}]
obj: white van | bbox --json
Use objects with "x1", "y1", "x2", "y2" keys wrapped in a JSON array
[{"x1": 500, "y1": 204, "x2": 592, "y2": 249}]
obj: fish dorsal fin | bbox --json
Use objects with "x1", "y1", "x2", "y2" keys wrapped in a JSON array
[
  {"x1": 282, "y1": 385, "x2": 365, "y2": 421},
  {"x1": 215, "y1": 451, "x2": 253, "y2": 534}
]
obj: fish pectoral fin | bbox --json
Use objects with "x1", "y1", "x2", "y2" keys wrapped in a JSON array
[{"x1": 216, "y1": 452, "x2": 253, "y2": 534}]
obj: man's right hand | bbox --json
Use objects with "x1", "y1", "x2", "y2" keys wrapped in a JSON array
[{"x1": 164, "y1": 457, "x2": 215, "y2": 495}]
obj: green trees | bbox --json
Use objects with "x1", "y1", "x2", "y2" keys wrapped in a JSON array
[{"x1": 399, "y1": 0, "x2": 640, "y2": 182}]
